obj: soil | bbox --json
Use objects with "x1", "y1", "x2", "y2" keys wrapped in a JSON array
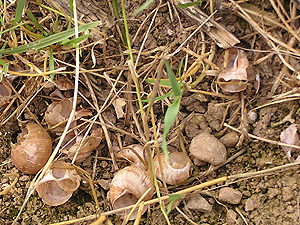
[{"x1": 1, "y1": 0, "x2": 300, "y2": 225}]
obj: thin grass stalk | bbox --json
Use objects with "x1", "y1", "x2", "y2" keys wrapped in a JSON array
[{"x1": 13, "y1": 1, "x2": 81, "y2": 223}]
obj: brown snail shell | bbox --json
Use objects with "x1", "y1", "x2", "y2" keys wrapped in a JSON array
[
  {"x1": 217, "y1": 48, "x2": 249, "y2": 93},
  {"x1": 11, "y1": 123, "x2": 52, "y2": 174},
  {"x1": 154, "y1": 152, "x2": 191, "y2": 185},
  {"x1": 109, "y1": 166, "x2": 155, "y2": 220},
  {"x1": 67, "y1": 127, "x2": 103, "y2": 162},
  {"x1": 36, "y1": 161, "x2": 81, "y2": 206},
  {"x1": 116, "y1": 144, "x2": 146, "y2": 169}
]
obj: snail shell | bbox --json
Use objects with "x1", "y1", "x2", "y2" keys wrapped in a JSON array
[
  {"x1": 44, "y1": 98, "x2": 73, "y2": 130},
  {"x1": 116, "y1": 144, "x2": 146, "y2": 169},
  {"x1": 109, "y1": 166, "x2": 155, "y2": 220},
  {"x1": 217, "y1": 48, "x2": 249, "y2": 93},
  {"x1": 154, "y1": 152, "x2": 191, "y2": 185},
  {"x1": 11, "y1": 123, "x2": 52, "y2": 174},
  {"x1": 36, "y1": 161, "x2": 81, "y2": 206},
  {"x1": 67, "y1": 127, "x2": 103, "y2": 162}
]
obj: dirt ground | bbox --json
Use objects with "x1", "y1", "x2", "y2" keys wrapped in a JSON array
[{"x1": 1, "y1": 0, "x2": 300, "y2": 224}]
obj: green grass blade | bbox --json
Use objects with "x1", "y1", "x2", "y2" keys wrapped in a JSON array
[
  {"x1": 167, "y1": 194, "x2": 183, "y2": 214},
  {"x1": 112, "y1": 0, "x2": 127, "y2": 44},
  {"x1": 133, "y1": 0, "x2": 155, "y2": 15},
  {"x1": 141, "y1": 91, "x2": 173, "y2": 103},
  {"x1": 161, "y1": 96, "x2": 181, "y2": 160},
  {"x1": 0, "y1": 22, "x2": 26, "y2": 36},
  {"x1": 165, "y1": 61, "x2": 181, "y2": 97},
  {"x1": 177, "y1": 0, "x2": 202, "y2": 8},
  {"x1": 112, "y1": 0, "x2": 120, "y2": 20},
  {"x1": 0, "y1": 12, "x2": 5, "y2": 27},
  {"x1": 0, "y1": 22, "x2": 100, "y2": 55},
  {"x1": 49, "y1": 47, "x2": 54, "y2": 80},
  {"x1": 54, "y1": 15, "x2": 59, "y2": 33},
  {"x1": 26, "y1": 10, "x2": 48, "y2": 36},
  {"x1": 13, "y1": 0, "x2": 26, "y2": 26},
  {"x1": 178, "y1": 58, "x2": 184, "y2": 81},
  {"x1": 61, "y1": 34, "x2": 91, "y2": 47},
  {"x1": 146, "y1": 78, "x2": 184, "y2": 88}
]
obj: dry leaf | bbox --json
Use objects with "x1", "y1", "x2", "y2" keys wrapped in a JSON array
[{"x1": 112, "y1": 98, "x2": 126, "y2": 119}]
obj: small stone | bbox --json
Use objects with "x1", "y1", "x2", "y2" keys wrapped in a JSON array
[
  {"x1": 282, "y1": 187, "x2": 293, "y2": 202},
  {"x1": 245, "y1": 198, "x2": 255, "y2": 211},
  {"x1": 219, "y1": 132, "x2": 239, "y2": 148},
  {"x1": 190, "y1": 133, "x2": 227, "y2": 165},
  {"x1": 186, "y1": 194, "x2": 212, "y2": 213},
  {"x1": 219, "y1": 187, "x2": 243, "y2": 204},
  {"x1": 267, "y1": 188, "x2": 279, "y2": 199},
  {"x1": 100, "y1": 161, "x2": 109, "y2": 168},
  {"x1": 286, "y1": 205, "x2": 295, "y2": 213},
  {"x1": 204, "y1": 102, "x2": 226, "y2": 131},
  {"x1": 19, "y1": 175, "x2": 30, "y2": 182},
  {"x1": 97, "y1": 179, "x2": 110, "y2": 190},
  {"x1": 226, "y1": 209, "x2": 238, "y2": 225}
]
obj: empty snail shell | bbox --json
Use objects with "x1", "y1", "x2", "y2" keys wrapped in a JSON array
[
  {"x1": 67, "y1": 127, "x2": 103, "y2": 162},
  {"x1": 154, "y1": 152, "x2": 191, "y2": 185},
  {"x1": 217, "y1": 48, "x2": 249, "y2": 93},
  {"x1": 44, "y1": 98, "x2": 73, "y2": 130},
  {"x1": 109, "y1": 166, "x2": 155, "y2": 220},
  {"x1": 36, "y1": 161, "x2": 81, "y2": 206},
  {"x1": 11, "y1": 123, "x2": 52, "y2": 174},
  {"x1": 116, "y1": 144, "x2": 146, "y2": 169}
]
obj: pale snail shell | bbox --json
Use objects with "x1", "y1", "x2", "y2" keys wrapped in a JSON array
[
  {"x1": 44, "y1": 98, "x2": 73, "y2": 130},
  {"x1": 11, "y1": 123, "x2": 52, "y2": 174},
  {"x1": 109, "y1": 166, "x2": 155, "y2": 220},
  {"x1": 116, "y1": 144, "x2": 146, "y2": 169},
  {"x1": 44, "y1": 97, "x2": 92, "y2": 133},
  {"x1": 217, "y1": 48, "x2": 249, "y2": 93},
  {"x1": 154, "y1": 152, "x2": 191, "y2": 185},
  {"x1": 36, "y1": 161, "x2": 81, "y2": 206}
]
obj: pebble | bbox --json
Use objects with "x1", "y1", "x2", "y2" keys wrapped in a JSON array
[
  {"x1": 245, "y1": 198, "x2": 255, "y2": 211},
  {"x1": 19, "y1": 175, "x2": 30, "y2": 182},
  {"x1": 219, "y1": 132, "x2": 239, "y2": 148},
  {"x1": 97, "y1": 179, "x2": 110, "y2": 190},
  {"x1": 189, "y1": 133, "x2": 227, "y2": 165},
  {"x1": 218, "y1": 187, "x2": 243, "y2": 204},
  {"x1": 282, "y1": 187, "x2": 293, "y2": 201},
  {"x1": 226, "y1": 209, "x2": 238, "y2": 225},
  {"x1": 186, "y1": 194, "x2": 212, "y2": 213}
]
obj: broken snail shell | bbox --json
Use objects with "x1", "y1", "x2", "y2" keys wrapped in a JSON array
[
  {"x1": 154, "y1": 152, "x2": 191, "y2": 185},
  {"x1": 280, "y1": 124, "x2": 300, "y2": 162},
  {"x1": 109, "y1": 166, "x2": 155, "y2": 220},
  {"x1": 67, "y1": 127, "x2": 103, "y2": 162},
  {"x1": 217, "y1": 48, "x2": 249, "y2": 93},
  {"x1": 36, "y1": 161, "x2": 81, "y2": 206},
  {"x1": 44, "y1": 98, "x2": 73, "y2": 130},
  {"x1": 116, "y1": 144, "x2": 146, "y2": 169},
  {"x1": 11, "y1": 123, "x2": 52, "y2": 174}
]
